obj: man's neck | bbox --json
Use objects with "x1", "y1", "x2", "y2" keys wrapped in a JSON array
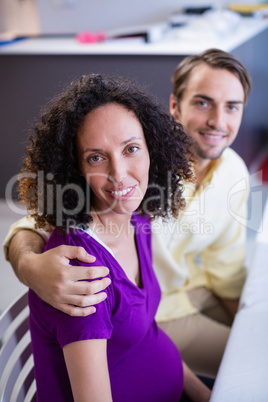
[{"x1": 194, "y1": 158, "x2": 213, "y2": 189}]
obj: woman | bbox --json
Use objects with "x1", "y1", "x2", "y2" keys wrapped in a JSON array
[{"x1": 19, "y1": 74, "x2": 210, "y2": 401}]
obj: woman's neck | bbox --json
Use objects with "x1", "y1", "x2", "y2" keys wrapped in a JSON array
[
  {"x1": 90, "y1": 209, "x2": 134, "y2": 246},
  {"x1": 90, "y1": 209, "x2": 141, "y2": 288}
]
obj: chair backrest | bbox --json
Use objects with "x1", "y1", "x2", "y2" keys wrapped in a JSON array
[{"x1": 0, "y1": 290, "x2": 36, "y2": 402}]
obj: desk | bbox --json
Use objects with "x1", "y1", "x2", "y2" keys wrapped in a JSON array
[
  {"x1": 1, "y1": 17, "x2": 267, "y2": 56},
  {"x1": 210, "y1": 199, "x2": 268, "y2": 401}
]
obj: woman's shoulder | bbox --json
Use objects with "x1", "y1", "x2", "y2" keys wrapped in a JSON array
[
  {"x1": 45, "y1": 227, "x2": 111, "y2": 264},
  {"x1": 45, "y1": 227, "x2": 85, "y2": 248}
]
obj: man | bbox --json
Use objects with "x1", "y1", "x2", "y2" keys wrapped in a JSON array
[
  {"x1": 152, "y1": 49, "x2": 251, "y2": 377},
  {"x1": 4, "y1": 49, "x2": 251, "y2": 378}
]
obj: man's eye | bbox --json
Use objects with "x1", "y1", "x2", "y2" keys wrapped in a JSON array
[
  {"x1": 197, "y1": 101, "x2": 207, "y2": 107},
  {"x1": 228, "y1": 105, "x2": 238, "y2": 112}
]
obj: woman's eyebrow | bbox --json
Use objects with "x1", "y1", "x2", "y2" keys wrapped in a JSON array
[
  {"x1": 81, "y1": 137, "x2": 142, "y2": 155},
  {"x1": 120, "y1": 136, "x2": 142, "y2": 146},
  {"x1": 82, "y1": 147, "x2": 103, "y2": 154}
]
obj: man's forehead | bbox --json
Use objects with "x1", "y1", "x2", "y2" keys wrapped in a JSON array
[
  {"x1": 185, "y1": 64, "x2": 245, "y2": 102},
  {"x1": 188, "y1": 64, "x2": 238, "y2": 84}
]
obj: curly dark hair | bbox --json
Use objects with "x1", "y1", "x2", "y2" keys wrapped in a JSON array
[{"x1": 18, "y1": 73, "x2": 194, "y2": 230}]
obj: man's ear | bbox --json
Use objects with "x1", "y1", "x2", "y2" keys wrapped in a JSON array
[{"x1": 169, "y1": 94, "x2": 180, "y2": 121}]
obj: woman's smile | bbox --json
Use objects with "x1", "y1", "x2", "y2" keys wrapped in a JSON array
[{"x1": 107, "y1": 186, "x2": 136, "y2": 199}]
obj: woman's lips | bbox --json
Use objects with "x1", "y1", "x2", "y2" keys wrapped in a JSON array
[
  {"x1": 107, "y1": 186, "x2": 136, "y2": 200},
  {"x1": 111, "y1": 187, "x2": 132, "y2": 196}
]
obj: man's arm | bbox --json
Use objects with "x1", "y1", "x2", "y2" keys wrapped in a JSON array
[{"x1": 9, "y1": 230, "x2": 111, "y2": 316}]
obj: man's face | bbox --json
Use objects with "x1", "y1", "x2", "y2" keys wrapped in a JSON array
[{"x1": 170, "y1": 63, "x2": 245, "y2": 163}]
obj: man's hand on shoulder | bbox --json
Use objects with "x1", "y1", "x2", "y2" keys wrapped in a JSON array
[
  {"x1": 27, "y1": 245, "x2": 111, "y2": 316},
  {"x1": 9, "y1": 231, "x2": 111, "y2": 316}
]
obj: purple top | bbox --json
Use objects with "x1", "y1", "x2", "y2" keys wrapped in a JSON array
[{"x1": 29, "y1": 214, "x2": 183, "y2": 401}]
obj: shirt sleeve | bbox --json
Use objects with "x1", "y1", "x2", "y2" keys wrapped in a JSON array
[
  {"x1": 39, "y1": 229, "x2": 114, "y2": 349},
  {"x1": 201, "y1": 173, "x2": 249, "y2": 299},
  {"x1": 3, "y1": 216, "x2": 50, "y2": 261}
]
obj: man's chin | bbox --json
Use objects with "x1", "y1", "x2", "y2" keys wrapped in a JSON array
[{"x1": 196, "y1": 146, "x2": 226, "y2": 161}]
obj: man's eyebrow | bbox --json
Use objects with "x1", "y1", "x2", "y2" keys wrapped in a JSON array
[
  {"x1": 193, "y1": 94, "x2": 213, "y2": 102},
  {"x1": 226, "y1": 100, "x2": 244, "y2": 105},
  {"x1": 193, "y1": 94, "x2": 243, "y2": 104}
]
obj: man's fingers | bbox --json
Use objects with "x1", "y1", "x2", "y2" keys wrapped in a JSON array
[
  {"x1": 56, "y1": 245, "x2": 97, "y2": 264},
  {"x1": 56, "y1": 304, "x2": 97, "y2": 317},
  {"x1": 41, "y1": 245, "x2": 111, "y2": 318},
  {"x1": 69, "y1": 265, "x2": 110, "y2": 281},
  {"x1": 54, "y1": 244, "x2": 110, "y2": 280},
  {"x1": 55, "y1": 291, "x2": 108, "y2": 316},
  {"x1": 56, "y1": 278, "x2": 111, "y2": 307},
  {"x1": 75, "y1": 277, "x2": 111, "y2": 295},
  {"x1": 71, "y1": 291, "x2": 108, "y2": 308}
]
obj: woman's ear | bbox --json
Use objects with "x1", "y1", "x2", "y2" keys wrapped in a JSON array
[{"x1": 169, "y1": 94, "x2": 180, "y2": 122}]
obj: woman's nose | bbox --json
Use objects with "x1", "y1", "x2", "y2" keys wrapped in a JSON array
[{"x1": 109, "y1": 158, "x2": 127, "y2": 184}]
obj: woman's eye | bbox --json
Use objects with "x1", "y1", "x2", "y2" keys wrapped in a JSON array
[
  {"x1": 127, "y1": 146, "x2": 138, "y2": 154},
  {"x1": 88, "y1": 155, "x2": 103, "y2": 163}
]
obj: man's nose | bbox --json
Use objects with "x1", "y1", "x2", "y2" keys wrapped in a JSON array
[{"x1": 207, "y1": 106, "x2": 226, "y2": 130}]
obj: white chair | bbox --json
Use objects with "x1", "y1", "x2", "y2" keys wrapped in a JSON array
[{"x1": 0, "y1": 290, "x2": 36, "y2": 402}]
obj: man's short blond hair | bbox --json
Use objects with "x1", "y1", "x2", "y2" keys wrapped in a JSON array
[{"x1": 172, "y1": 48, "x2": 252, "y2": 106}]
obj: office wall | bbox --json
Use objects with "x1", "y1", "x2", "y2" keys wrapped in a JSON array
[
  {"x1": 36, "y1": 1, "x2": 257, "y2": 35},
  {"x1": 0, "y1": 0, "x2": 263, "y2": 37},
  {"x1": 36, "y1": 0, "x2": 210, "y2": 34},
  {"x1": 0, "y1": 0, "x2": 40, "y2": 37}
]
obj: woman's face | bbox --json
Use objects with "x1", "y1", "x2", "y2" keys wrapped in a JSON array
[{"x1": 76, "y1": 103, "x2": 150, "y2": 218}]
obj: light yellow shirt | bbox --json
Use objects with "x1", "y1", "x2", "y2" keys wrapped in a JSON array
[
  {"x1": 3, "y1": 148, "x2": 249, "y2": 322},
  {"x1": 152, "y1": 147, "x2": 249, "y2": 321},
  {"x1": 3, "y1": 217, "x2": 50, "y2": 261}
]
